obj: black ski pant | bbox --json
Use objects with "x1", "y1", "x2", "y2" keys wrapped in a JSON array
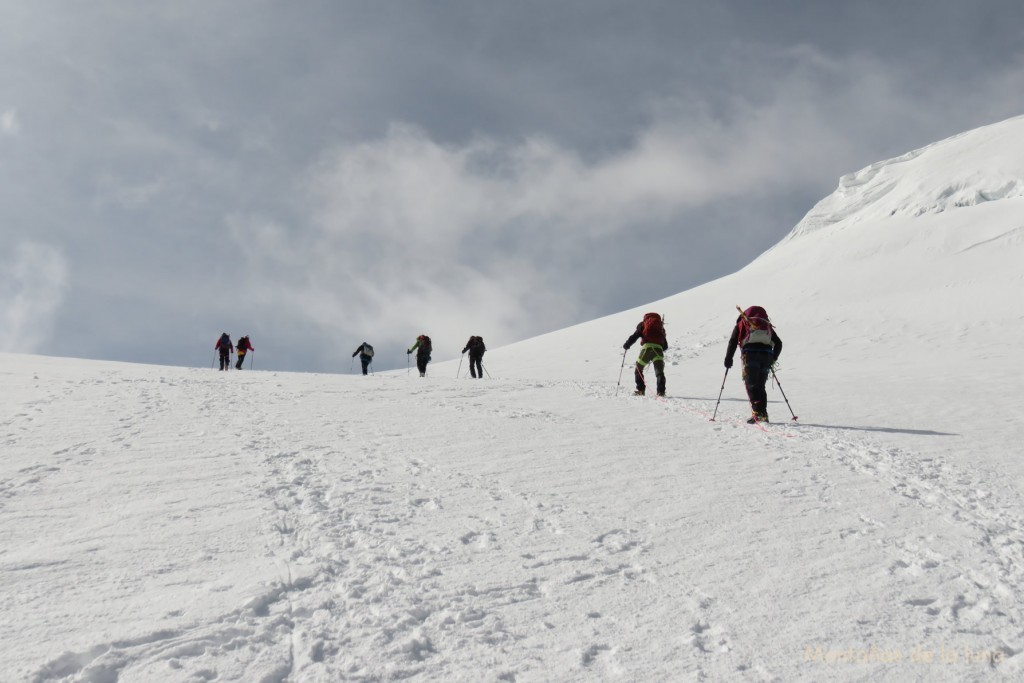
[
  {"x1": 360, "y1": 356, "x2": 371, "y2": 375},
  {"x1": 219, "y1": 350, "x2": 230, "y2": 371},
  {"x1": 235, "y1": 352, "x2": 247, "y2": 370},
  {"x1": 742, "y1": 348, "x2": 774, "y2": 418},
  {"x1": 469, "y1": 353, "x2": 483, "y2": 378},
  {"x1": 634, "y1": 345, "x2": 665, "y2": 395},
  {"x1": 416, "y1": 353, "x2": 429, "y2": 376}
]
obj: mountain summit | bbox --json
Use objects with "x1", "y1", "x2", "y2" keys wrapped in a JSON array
[{"x1": 790, "y1": 114, "x2": 1024, "y2": 238}]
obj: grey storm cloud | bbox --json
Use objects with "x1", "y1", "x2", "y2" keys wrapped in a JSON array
[
  {"x1": 0, "y1": 242, "x2": 68, "y2": 353},
  {"x1": 2, "y1": 1, "x2": 1024, "y2": 370}
]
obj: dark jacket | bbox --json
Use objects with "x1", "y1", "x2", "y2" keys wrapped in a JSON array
[
  {"x1": 623, "y1": 321, "x2": 668, "y2": 351},
  {"x1": 352, "y1": 342, "x2": 372, "y2": 359},
  {"x1": 215, "y1": 334, "x2": 233, "y2": 353},
  {"x1": 725, "y1": 317, "x2": 782, "y2": 365},
  {"x1": 462, "y1": 336, "x2": 486, "y2": 357},
  {"x1": 408, "y1": 336, "x2": 432, "y2": 359}
]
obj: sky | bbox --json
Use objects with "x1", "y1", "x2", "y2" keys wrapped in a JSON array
[
  {"x1": 4, "y1": 114, "x2": 1024, "y2": 680},
  {"x1": 2, "y1": 0, "x2": 1024, "y2": 372}
]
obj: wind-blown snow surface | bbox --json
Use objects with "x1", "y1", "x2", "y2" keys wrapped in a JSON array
[{"x1": 4, "y1": 116, "x2": 1024, "y2": 682}]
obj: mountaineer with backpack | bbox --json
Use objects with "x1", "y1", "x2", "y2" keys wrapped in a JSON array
[
  {"x1": 724, "y1": 305, "x2": 783, "y2": 423},
  {"x1": 235, "y1": 335, "x2": 254, "y2": 370},
  {"x1": 352, "y1": 341, "x2": 374, "y2": 375},
  {"x1": 623, "y1": 313, "x2": 668, "y2": 396},
  {"x1": 461, "y1": 336, "x2": 486, "y2": 378},
  {"x1": 407, "y1": 335, "x2": 432, "y2": 377},
  {"x1": 214, "y1": 332, "x2": 233, "y2": 371}
]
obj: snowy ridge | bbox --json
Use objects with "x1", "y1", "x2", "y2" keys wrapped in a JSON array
[
  {"x1": 786, "y1": 114, "x2": 1024, "y2": 238},
  {"x1": 5, "y1": 116, "x2": 1024, "y2": 681}
]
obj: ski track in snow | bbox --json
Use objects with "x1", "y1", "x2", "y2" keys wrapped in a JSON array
[
  {"x1": 644, "y1": 384, "x2": 1024, "y2": 675},
  {"x1": 5, "y1": 366, "x2": 1023, "y2": 681}
]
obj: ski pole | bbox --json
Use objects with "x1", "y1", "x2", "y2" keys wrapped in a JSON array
[
  {"x1": 482, "y1": 363, "x2": 491, "y2": 379},
  {"x1": 350, "y1": 357, "x2": 354, "y2": 373},
  {"x1": 457, "y1": 353, "x2": 464, "y2": 378},
  {"x1": 614, "y1": 348, "x2": 628, "y2": 396},
  {"x1": 250, "y1": 350, "x2": 255, "y2": 370},
  {"x1": 407, "y1": 353, "x2": 410, "y2": 375},
  {"x1": 710, "y1": 368, "x2": 729, "y2": 421},
  {"x1": 770, "y1": 367, "x2": 798, "y2": 421},
  {"x1": 211, "y1": 351, "x2": 216, "y2": 369}
]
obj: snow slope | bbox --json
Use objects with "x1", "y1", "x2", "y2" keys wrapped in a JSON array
[{"x1": 3, "y1": 116, "x2": 1024, "y2": 682}]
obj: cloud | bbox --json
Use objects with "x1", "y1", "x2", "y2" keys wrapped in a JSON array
[
  {"x1": 199, "y1": 41, "x2": 1024, "y2": 368},
  {"x1": 1, "y1": 108, "x2": 18, "y2": 135},
  {"x1": 6, "y1": 3, "x2": 1024, "y2": 371},
  {"x1": 0, "y1": 242, "x2": 69, "y2": 353},
  {"x1": 226, "y1": 50, "x2": 909, "y2": 357}
]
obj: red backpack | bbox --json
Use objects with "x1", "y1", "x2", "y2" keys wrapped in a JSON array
[
  {"x1": 739, "y1": 306, "x2": 774, "y2": 346},
  {"x1": 641, "y1": 312, "x2": 666, "y2": 345}
]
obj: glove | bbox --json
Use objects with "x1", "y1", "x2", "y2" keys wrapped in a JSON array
[
  {"x1": 407, "y1": 349, "x2": 412, "y2": 355},
  {"x1": 724, "y1": 357, "x2": 733, "y2": 369},
  {"x1": 623, "y1": 342, "x2": 630, "y2": 350}
]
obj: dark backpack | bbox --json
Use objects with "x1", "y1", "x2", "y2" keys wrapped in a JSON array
[
  {"x1": 218, "y1": 333, "x2": 231, "y2": 350},
  {"x1": 419, "y1": 335, "x2": 432, "y2": 353},
  {"x1": 362, "y1": 343, "x2": 374, "y2": 358},
  {"x1": 641, "y1": 312, "x2": 665, "y2": 344},
  {"x1": 739, "y1": 306, "x2": 774, "y2": 347},
  {"x1": 238, "y1": 336, "x2": 249, "y2": 351}
]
